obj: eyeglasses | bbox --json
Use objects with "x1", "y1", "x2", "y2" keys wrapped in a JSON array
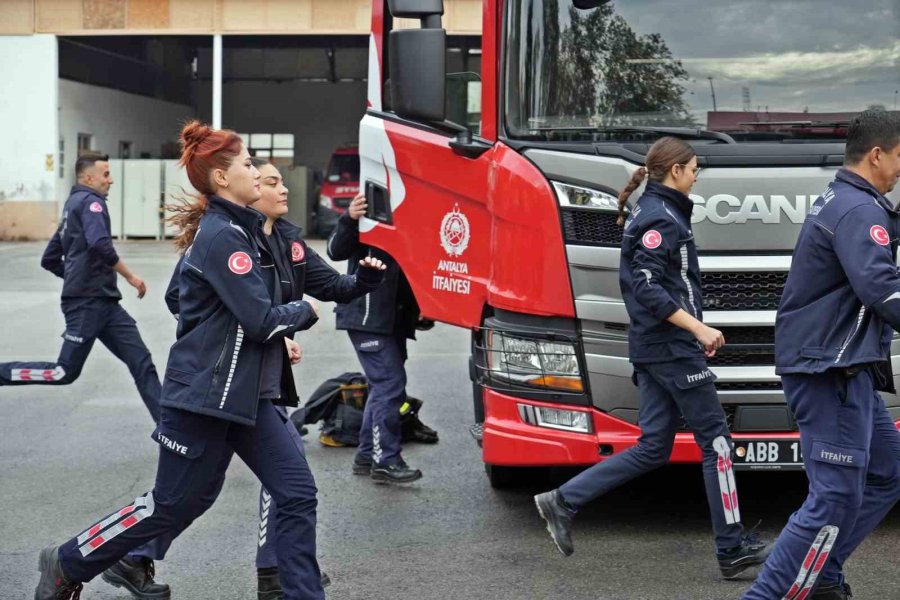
[{"x1": 676, "y1": 164, "x2": 702, "y2": 177}]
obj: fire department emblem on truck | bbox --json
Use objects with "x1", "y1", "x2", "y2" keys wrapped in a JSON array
[{"x1": 440, "y1": 204, "x2": 470, "y2": 257}]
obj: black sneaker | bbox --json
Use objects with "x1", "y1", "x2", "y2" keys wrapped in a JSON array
[
  {"x1": 812, "y1": 580, "x2": 852, "y2": 599},
  {"x1": 352, "y1": 455, "x2": 373, "y2": 476},
  {"x1": 258, "y1": 567, "x2": 331, "y2": 599},
  {"x1": 101, "y1": 556, "x2": 170, "y2": 599},
  {"x1": 371, "y1": 459, "x2": 422, "y2": 484},
  {"x1": 34, "y1": 545, "x2": 83, "y2": 600},
  {"x1": 534, "y1": 490, "x2": 575, "y2": 557},
  {"x1": 717, "y1": 532, "x2": 772, "y2": 579}
]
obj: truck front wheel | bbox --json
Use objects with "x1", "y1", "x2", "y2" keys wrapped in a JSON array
[{"x1": 484, "y1": 464, "x2": 525, "y2": 489}]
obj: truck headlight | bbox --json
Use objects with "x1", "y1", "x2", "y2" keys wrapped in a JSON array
[
  {"x1": 552, "y1": 181, "x2": 619, "y2": 212},
  {"x1": 319, "y1": 195, "x2": 332, "y2": 208},
  {"x1": 486, "y1": 330, "x2": 583, "y2": 392},
  {"x1": 518, "y1": 403, "x2": 592, "y2": 433}
]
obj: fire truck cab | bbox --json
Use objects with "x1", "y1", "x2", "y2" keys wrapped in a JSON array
[{"x1": 359, "y1": 0, "x2": 900, "y2": 486}]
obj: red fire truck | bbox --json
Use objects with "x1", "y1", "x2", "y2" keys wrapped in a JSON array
[{"x1": 358, "y1": 0, "x2": 900, "y2": 486}]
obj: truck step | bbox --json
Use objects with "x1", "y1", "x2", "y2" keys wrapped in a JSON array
[{"x1": 469, "y1": 423, "x2": 484, "y2": 447}]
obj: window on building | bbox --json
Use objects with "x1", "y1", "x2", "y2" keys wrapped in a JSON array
[
  {"x1": 77, "y1": 133, "x2": 93, "y2": 155},
  {"x1": 246, "y1": 133, "x2": 294, "y2": 161},
  {"x1": 119, "y1": 141, "x2": 133, "y2": 159}
]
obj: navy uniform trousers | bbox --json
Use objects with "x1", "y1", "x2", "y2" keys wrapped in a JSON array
[
  {"x1": 57, "y1": 399, "x2": 324, "y2": 600},
  {"x1": 126, "y1": 404, "x2": 301, "y2": 571},
  {"x1": 559, "y1": 357, "x2": 744, "y2": 552},
  {"x1": 0, "y1": 297, "x2": 160, "y2": 421},
  {"x1": 743, "y1": 369, "x2": 900, "y2": 599},
  {"x1": 348, "y1": 330, "x2": 408, "y2": 467}
]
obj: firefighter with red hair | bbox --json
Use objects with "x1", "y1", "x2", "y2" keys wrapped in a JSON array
[{"x1": 33, "y1": 122, "x2": 328, "y2": 600}]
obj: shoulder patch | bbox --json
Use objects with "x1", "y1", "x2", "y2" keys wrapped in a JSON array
[
  {"x1": 228, "y1": 251, "x2": 253, "y2": 275},
  {"x1": 291, "y1": 241, "x2": 305, "y2": 263},
  {"x1": 870, "y1": 224, "x2": 890, "y2": 246},
  {"x1": 641, "y1": 229, "x2": 663, "y2": 249},
  {"x1": 89, "y1": 201, "x2": 103, "y2": 213}
]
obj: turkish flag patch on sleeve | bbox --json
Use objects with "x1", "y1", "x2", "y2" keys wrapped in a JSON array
[
  {"x1": 228, "y1": 251, "x2": 253, "y2": 275},
  {"x1": 641, "y1": 229, "x2": 663, "y2": 249},
  {"x1": 291, "y1": 241, "x2": 305, "y2": 263},
  {"x1": 870, "y1": 225, "x2": 890, "y2": 246}
]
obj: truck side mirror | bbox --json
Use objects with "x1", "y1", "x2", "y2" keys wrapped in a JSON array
[
  {"x1": 387, "y1": 0, "x2": 446, "y2": 123},
  {"x1": 389, "y1": 29, "x2": 446, "y2": 122}
]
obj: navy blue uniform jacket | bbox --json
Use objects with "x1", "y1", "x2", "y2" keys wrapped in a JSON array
[
  {"x1": 164, "y1": 213, "x2": 383, "y2": 410},
  {"x1": 776, "y1": 169, "x2": 900, "y2": 382},
  {"x1": 326, "y1": 212, "x2": 418, "y2": 337},
  {"x1": 41, "y1": 185, "x2": 120, "y2": 299},
  {"x1": 160, "y1": 196, "x2": 319, "y2": 425},
  {"x1": 620, "y1": 180, "x2": 705, "y2": 364}
]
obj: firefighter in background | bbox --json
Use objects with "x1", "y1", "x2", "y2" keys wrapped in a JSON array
[
  {"x1": 534, "y1": 137, "x2": 770, "y2": 579},
  {"x1": 33, "y1": 122, "x2": 330, "y2": 600},
  {"x1": 0, "y1": 151, "x2": 161, "y2": 422},
  {"x1": 743, "y1": 111, "x2": 900, "y2": 600},
  {"x1": 327, "y1": 194, "x2": 429, "y2": 484}
]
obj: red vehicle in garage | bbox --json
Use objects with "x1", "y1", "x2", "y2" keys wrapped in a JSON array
[
  {"x1": 358, "y1": 0, "x2": 900, "y2": 486},
  {"x1": 316, "y1": 145, "x2": 360, "y2": 235}
]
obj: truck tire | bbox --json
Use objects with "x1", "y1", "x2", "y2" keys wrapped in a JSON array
[
  {"x1": 484, "y1": 464, "x2": 522, "y2": 489},
  {"x1": 472, "y1": 380, "x2": 485, "y2": 423}
]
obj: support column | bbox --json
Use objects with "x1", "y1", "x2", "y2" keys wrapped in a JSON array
[{"x1": 212, "y1": 34, "x2": 223, "y2": 128}]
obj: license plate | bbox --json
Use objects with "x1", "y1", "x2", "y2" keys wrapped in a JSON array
[{"x1": 733, "y1": 439, "x2": 804, "y2": 470}]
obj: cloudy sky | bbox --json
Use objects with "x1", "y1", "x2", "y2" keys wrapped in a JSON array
[{"x1": 610, "y1": 0, "x2": 899, "y2": 119}]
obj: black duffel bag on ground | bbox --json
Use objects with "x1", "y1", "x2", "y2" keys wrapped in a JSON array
[{"x1": 290, "y1": 372, "x2": 438, "y2": 447}]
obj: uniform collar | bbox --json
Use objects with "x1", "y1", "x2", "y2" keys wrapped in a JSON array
[
  {"x1": 644, "y1": 180, "x2": 694, "y2": 219},
  {"x1": 70, "y1": 184, "x2": 103, "y2": 199},
  {"x1": 272, "y1": 217, "x2": 303, "y2": 240},
  {"x1": 207, "y1": 195, "x2": 265, "y2": 234},
  {"x1": 835, "y1": 168, "x2": 893, "y2": 211}
]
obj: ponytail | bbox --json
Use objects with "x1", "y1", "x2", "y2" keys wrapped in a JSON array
[
  {"x1": 167, "y1": 120, "x2": 242, "y2": 252},
  {"x1": 167, "y1": 193, "x2": 209, "y2": 253},
  {"x1": 617, "y1": 167, "x2": 647, "y2": 226}
]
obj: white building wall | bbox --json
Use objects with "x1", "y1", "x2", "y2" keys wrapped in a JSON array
[
  {"x1": 0, "y1": 35, "x2": 58, "y2": 239},
  {"x1": 57, "y1": 79, "x2": 194, "y2": 201}
]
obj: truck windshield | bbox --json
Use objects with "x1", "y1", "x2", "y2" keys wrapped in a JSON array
[
  {"x1": 327, "y1": 154, "x2": 360, "y2": 182},
  {"x1": 503, "y1": 0, "x2": 899, "y2": 142}
]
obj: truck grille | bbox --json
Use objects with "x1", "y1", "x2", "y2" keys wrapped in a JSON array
[
  {"x1": 715, "y1": 381, "x2": 783, "y2": 391},
  {"x1": 680, "y1": 405, "x2": 736, "y2": 431},
  {"x1": 561, "y1": 209, "x2": 622, "y2": 247},
  {"x1": 333, "y1": 196, "x2": 353, "y2": 209},
  {"x1": 707, "y1": 326, "x2": 775, "y2": 367},
  {"x1": 702, "y1": 271, "x2": 787, "y2": 311}
]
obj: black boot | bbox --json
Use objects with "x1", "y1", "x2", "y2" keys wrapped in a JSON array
[
  {"x1": 717, "y1": 532, "x2": 772, "y2": 579},
  {"x1": 402, "y1": 415, "x2": 440, "y2": 444},
  {"x1": 257, "y1": 567, "x2": 282, "y2": 600},
  {"x1": 258, "y1": 567, "x2": 331, "y2": 599},
  {"x1": 101, "y1": 556, "x2": 170, "y2": 599},
  {"x1": 534, "y1": 490, "x2": 576, "y2": 556},
  {"x1": 352, "y1": 454, "x2": 373, "y2": 476},
  {"x1": 34, "y1": 545, "x2": 83, "y2": 600},
  {"x1": 811, "y1": 580, "x2": 852, "y2": 599},
  {"x1": 371, "y1": 459, "x2": 423, "y2": 484}
]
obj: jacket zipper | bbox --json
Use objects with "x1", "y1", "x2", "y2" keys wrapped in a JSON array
[
  {"x1": 835, "y1": 306, "x2": 866, "y2": 363},
  {"x1": 212, "y1": 329, "x2": 233, "y2": 385}
]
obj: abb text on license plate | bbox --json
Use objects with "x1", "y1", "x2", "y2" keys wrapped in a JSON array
[{"x1": 733, "y1": 439, "x2": 804, "y2": 471}]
